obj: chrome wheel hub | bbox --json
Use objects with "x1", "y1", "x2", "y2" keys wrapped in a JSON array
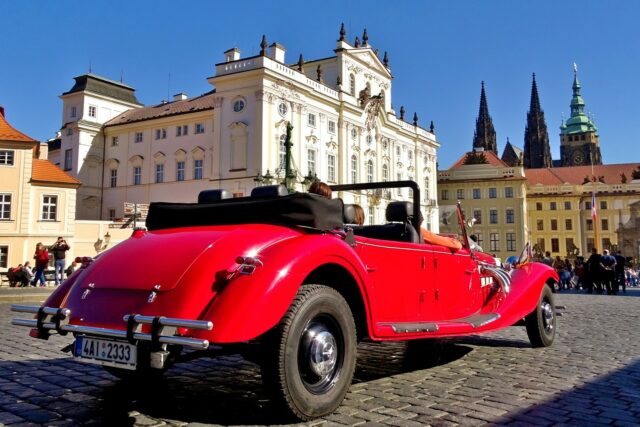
[
  {"x1": 306, "y1": 328, "x2": 337, "y2": 377},
  {"x1": 541, "y1": 301, "x2": 554, "y2": 333}
]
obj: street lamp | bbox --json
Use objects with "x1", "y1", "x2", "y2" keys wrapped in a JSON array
[{"x1": 254, "y1": 121, "x2": 318, "y2": 192}]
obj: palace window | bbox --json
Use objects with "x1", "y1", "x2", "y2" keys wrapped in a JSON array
[
  {"x1": 473, "y1": 209, "x2": 482, "y2": 225},
  {"x1": 551, "y1": 238, "x2": 560, "y2": 253},
  {"x1": 490, "y1": 209, "x2": 498, "y2": 224},
  {"x1": 64, "y1": 149, "x2": 72, "y2": 171},
  {"x1": 307, "y1": 113, "x2": 316, "y2": 127},
  {"x1": 490, "y1": 233, "x2": 499, "y2": 252},
  {"x1": 110, "y1": 169, "x2": 117, "y2": 187},
  {"x1": 350, "y1": 155, "x2": 357, "y2": 184},
  {"x1": 368, "y1": 206, "x2": 374, "y2": 225},
  {"x1": 135, "y1": 132, "x2": 143, "y2": 143},
  {"x1": 506, "y1": 209, "x2": 514, "y2": 224},
  {"x1": 505, "y1": 187, "x2": 514, "y2": 198},
  {"x1": 600, "y1": 201, "x2": 607, "y2": 210},
  {"x1": 88, "y1": 105, "x2": 97, "y2": 118},
  {"x1": 194, "y1": 159, "x2": 203, "y2": 180},
  {"x1": 133, "y1": 166, "x2": 142, "y2": 185},
  {"x1": 586, "y1": 219, "x2": 593, "y2": 231},
  {"x1": 536, "y1": 202, "x2": 542, "y2": 210},
  {"x1": 550, "y1": 202, "x2": 557, "y2": 210},
  {"x1": 506, "y1": 233, "x2": 516, "y2": 251},
  {"x1": 0, "y1": 194, "x2": 11, "y2": 220},
  {"x1": 327, "y1": 154, "x2": 336, "y2": 182},
  {"x1": 0, "y1": 150, "x2": 14, "y2": 166},
  {"x1": 278, "y1": 134, "x2": 287, "y2": 168},
  {"x1": 551, "y1": 219, "x2": 558, "y2": 231},
  {"x1": 176, "y1": 161, "x2": 185, "y2": 181},
  {"x1": 350, "y1": 74, "x2": 355, "y2": 96},
  {"x1": 537, "y1": 219, "x2": 544, "y2": 231},
  {"x1": 155, "y1": 129, "x2": 167, "y2": 140},
  {"x1": 441, "y1": 189, "x2": 449, "y2": 201},
  {"x1": 111, "y1": 136, "x2": 119, "y2": 147},
  {"x1": 195, "y1": 123, "x2": 206, "y2": 134},
  {"x1": 473, "y1": 188, "x2": 481, "y2": 199},
  {"x1": 564, "y1": 201, "x2": 571, "y2": 210},
  {"x1": 278, "y1": 103, "x2": 288, "y2": 116},
  {"x1": 155, "y1": 164, "x2": 164, "y2": 183},
  {"x1": 382, "y1": 162, "x2": 389, "y2": 182},
  {"x1": 0, "y1": 246, "x2": 7, "y2": 268},
  {"x1": 176, "y1": 125, "x2": 188, "y2": 137},
  {"x1": 456, "y1": 189, "x2": 465, "y2": 199},
  {"x1": 108, "y1": 209, "x2": 116, "y2": 221},
  {"x1": 233, "y1": 99, "x2": 245, "y2": 112},
  {"x1": 397, "y1": 173, "x2": 403, "y2": 196},
  {"x1": 601, "y1": 219, "x2": 609, "y2": 231},
  {"x1": 70, "y1": 106, "x2": 77, "y2": 118},
  {"x1": 308, "y1": 149, "x2": 317, "y2": 176},
  {"x1": 367, "y1": 160, "x2": 374, "y2": 183},
  {"x1": 489, "y1": 187, "x2": 497, "y2": 198},
  {"x1": 328, "y1": 120, "x2": 336, "y2": 134},
  {"x1": 41, "y1": 195, "x2": 57, "y2": 221}
]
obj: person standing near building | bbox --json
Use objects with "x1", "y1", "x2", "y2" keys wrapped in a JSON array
[
  {"x1": 49, "y1": 237, "x2": 70, "y2": 286},
  {"x1": 542, "y1": 251, "x2": 553, "y2": 267},
  {"x1": 614, "y1": 250, "x2": 626, "y2": 293},
  {"x1": 31, "y1": 243, "x2": 49, "y2": 287},
  {"x1": 600, "y1": 249, "x2": 617, "y2": 295},
  {"x1": 585, "y1": 247, "x2": 603, "y2": 294}
]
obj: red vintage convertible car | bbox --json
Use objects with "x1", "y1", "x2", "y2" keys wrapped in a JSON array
[{"x1": 12, "y1": 181, "x2": 558, "y2": 421}]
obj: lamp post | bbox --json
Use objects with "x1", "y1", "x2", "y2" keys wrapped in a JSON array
[{"x1": 255, "y1": 121, "x2": 318, "y2": 192}]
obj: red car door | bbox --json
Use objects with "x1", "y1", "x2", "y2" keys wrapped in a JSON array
[{"x1": 430, "y1": 248, "x2": 481, "y2": 320}]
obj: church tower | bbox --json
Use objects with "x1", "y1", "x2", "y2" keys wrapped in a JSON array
[
  {"x1": 473, "y1": 81, "x2": 497, "y2": 153},
  {"x1": 523, "y1": 73, "x2": 552, "y2": 168},
  {"x1": 559, "y1": 65, "x2": 602, "y2": 166}
]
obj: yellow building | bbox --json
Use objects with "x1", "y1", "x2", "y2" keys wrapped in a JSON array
[
  {"x1": 0, "y1": 106, "x2": 132, "y2": 273},
  {"x1": 438, "y1": 149, "x2": 528, "y2": 261},
  {"x1": 526, "y1": 164, "x2": 640, "y2": 261}
]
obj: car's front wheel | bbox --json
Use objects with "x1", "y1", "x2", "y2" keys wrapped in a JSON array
[
  {"x1": 525, "y1": 284, "x2": 556, "y2": 347},
  {"x1": 260, "y1": 284, "x2": 357, "y2": 421}
]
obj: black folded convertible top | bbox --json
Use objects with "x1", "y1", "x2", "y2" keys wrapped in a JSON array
[{"x1": 145, "y1": 193, "x2": 345, "y2": 231}]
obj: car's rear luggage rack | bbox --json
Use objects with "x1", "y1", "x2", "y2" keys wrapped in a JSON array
[{"x1": 11, "y1": 305, "x2": 212, "y2": 349}]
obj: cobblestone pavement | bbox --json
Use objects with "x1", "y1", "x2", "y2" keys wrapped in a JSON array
[{"x1": 1, "y1": 290, "x2": 640, "y2": 426}]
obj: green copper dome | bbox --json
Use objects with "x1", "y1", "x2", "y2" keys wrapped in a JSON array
[{"x1": 560, "y1": 68, "x2": 598, "y2": 135}]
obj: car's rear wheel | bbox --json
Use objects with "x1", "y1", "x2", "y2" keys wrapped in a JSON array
[
  {"x1": 525, "y1": 284, "x2": 556, "y2": 347},
  {"x1": 260, "y1": 284, "x2": 357, "y2": 421}
]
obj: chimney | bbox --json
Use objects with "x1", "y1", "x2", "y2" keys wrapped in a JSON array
[
  {"x1": 269, "y1": 43, "x2": 286, "y2": 63},
  {"x1": 224, "y1": 47, "x2": 241, "y2": 62},
  {"x1": 173, "y1": 93, "x2": 188, "y2": 101},
  {"x1": 0, "y1": 106, "x2": 4, "y2": 117},
  {"x1": 39, "y1": 142, "x2": 49, "y2": 160}
]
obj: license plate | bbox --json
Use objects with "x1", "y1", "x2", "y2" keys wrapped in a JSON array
[{"x1": 74, "y1": 336, "x2": 137, "y2": 370}]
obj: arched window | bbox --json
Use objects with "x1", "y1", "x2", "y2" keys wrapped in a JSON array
[
  {"x1": 351, "y1": 155, "x2": 358, "y2": 184},
  {"x1": 382, "y1": 162, "x2": 389, "y2": 182},
  {"x1": 367, "y1": 160, "x2": 374, "y2": 183},
  {"x1": 424, "y1": 177, "x2": 430, "y2": 201},
  {"x1": 349, "y1": 74, "x2": 355, "y2": 96}
]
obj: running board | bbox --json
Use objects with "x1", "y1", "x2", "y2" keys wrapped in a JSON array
[{"x1": 380, "y1": 312, "x2": 500, "y2": 334}]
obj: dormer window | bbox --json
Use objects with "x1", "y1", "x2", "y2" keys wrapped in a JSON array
[
  {"x1": 88, "y1": 105, "x2": 97, "y2": 118},
  {"x1": 70, "y1": 106, "x2": 77, "y2": 118}
]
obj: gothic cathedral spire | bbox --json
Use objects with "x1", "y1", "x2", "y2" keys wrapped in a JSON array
[
  {"x1": 473, "y1": 81, "x2": 497, "y2": 153},
  {"x1": 523, "y1": 73, "x2": 552, "y2": 168}
]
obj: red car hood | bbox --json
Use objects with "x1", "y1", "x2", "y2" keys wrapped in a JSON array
[{"x1": 77, "y1": 224, "x2": 299, "y2": 293}]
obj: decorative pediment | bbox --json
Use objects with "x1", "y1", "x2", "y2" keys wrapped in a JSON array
[
  {"x1": 306, "y1": 135, "x2": 318, "y2": 144},
  {"x1": 347, "y1": 50, "x2": 391, "y2": 79},
  {"x1": 129, "y1": 155, "x2": 144, "y2": 166},
  {"x1": 271, "y1": 79, "x2": 301, "y2": 102},
  {"x1": 326, "y1": 140, "x2": 338, "y2": 151},
  {"x1": 351, "y1": 145, "x2": 361, "y2": 153},
  {"x1": 364, "y1": 148, "x2": 376, "y2": 158},
  {"x1": 408, "y1": 166, "x2": 415, "y2": 173},
  {"x1": 153, "y1": 152, "x2": 166, "y2": 164},
  {"x1": 396, "y1": 161, "x2": 404, "y2": 169},
  {"x1": 106, "y1": 158, "x2": 120, "y2": 170},
  {"x1": 382, "y1": 154, "x2": 390, "y2": 162},
  {"x1": 191, "y1": 146, "x2": 205, "y2": 160},
  {"x1": 174, "y1": 149, "x2": 187, "y2": 161}
]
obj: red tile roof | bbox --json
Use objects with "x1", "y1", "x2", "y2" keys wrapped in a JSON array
[
  {"x1": 0, "y1": 108, "x2": 37, "y2": 143},
  {"x1": 31, "y1": 159, "x2": 81, "y2": 186},
  {"x1": 449, "y1": 150, "x2": 508, "y2": 169},
  {"x1": 525, "y1": 163, "x2": 640, "y2": 186},
  {"x1": 104, "y1": 91, "x2": 215, "y2": 127}
]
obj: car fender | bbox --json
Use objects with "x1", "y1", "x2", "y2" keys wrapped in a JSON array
[
  {"x1": 195, "y1": 233, "x2": 371, "y2": 343},
  {"x1": 484, "y1": 262, "x2": 558, "y2": 330}
]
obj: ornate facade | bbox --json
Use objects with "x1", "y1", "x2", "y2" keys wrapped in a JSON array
[{"x1": 51, "y1": 27, "x2": 440, "y2": 229}]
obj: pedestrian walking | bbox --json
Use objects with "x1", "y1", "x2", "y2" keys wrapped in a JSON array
[
  {"x1": 31, "y1": 243, "x2": 49, "y2": 287},
  {"x1": 49, "y1": 237, "x2": 70, "y2": 286}
]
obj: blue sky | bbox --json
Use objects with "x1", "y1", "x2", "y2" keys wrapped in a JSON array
[{"x1": 1, "y1": 0, "x2": 638, "y2": 169}]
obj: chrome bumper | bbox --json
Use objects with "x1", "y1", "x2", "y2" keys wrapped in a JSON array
[{"x1": 11, "y1": 305, "x2": 212, "y2": 350}]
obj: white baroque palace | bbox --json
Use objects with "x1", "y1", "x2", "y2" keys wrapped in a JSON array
[{"x1": 50, "y1": 28, "x2": 440, "y2": 228}]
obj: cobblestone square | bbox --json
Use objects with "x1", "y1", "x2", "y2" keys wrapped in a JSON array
[{"x1": 1, "y1": 290, "x2": 639, "y2": 426}]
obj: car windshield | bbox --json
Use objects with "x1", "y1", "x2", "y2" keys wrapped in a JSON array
[{"x1": 438, "y1": 204, "x2": 463, "y2": 239}]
